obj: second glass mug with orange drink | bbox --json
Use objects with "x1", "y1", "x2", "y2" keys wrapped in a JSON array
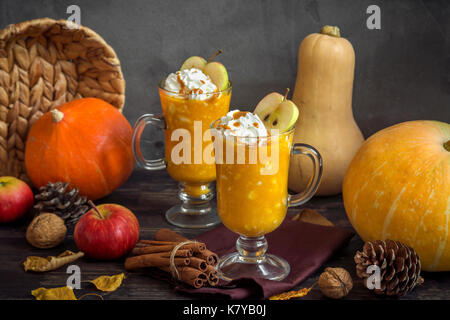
[
  {"x1": 210, "y1": 92, "x2": 323, "y2": 281},
  {"x1": 132, "y1": 53, "x2": 231, "y2": 228}
]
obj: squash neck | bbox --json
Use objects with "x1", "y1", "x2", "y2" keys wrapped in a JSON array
[
  {"x1": 51, "y1": 109, "x2": 64, "y2": 123},
  {"x1": 320, "y1": 25, "x2": 341, "y2": 37},
  {"x1": 444, "y1": 140, "x2": 450, "y2": 152}
]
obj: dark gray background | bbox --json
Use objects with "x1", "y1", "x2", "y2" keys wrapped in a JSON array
[{"x1": 1, "y1": 0, "x2": 449, "y2": 140}]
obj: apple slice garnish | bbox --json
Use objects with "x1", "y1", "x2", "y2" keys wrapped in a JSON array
[
  {"x1": 180, "y1": 50, "x2": 229, "y2": 90},
  {"x1": 180, "y1": 56, "x2": 207, "y2": 71},
  {"x1": 254, "y1": 92, "x2": 284, "y2": 124},
  {"x1": 254, "y1": 89, "x2": 299, "y2": 132},
  {"x1": 266, "y1": 100, "x2": 299, "y2": 132},
  {"x1": 203, "y1": 61, "x2": 229, "y2": 91}
]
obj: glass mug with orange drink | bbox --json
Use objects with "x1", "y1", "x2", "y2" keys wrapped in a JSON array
[
  {"x1": 210, "y1": 93, "x2": 322, "y2": 281},
  {"x1": 132, "y1": 53, "x2": 231, "y2": 228}
]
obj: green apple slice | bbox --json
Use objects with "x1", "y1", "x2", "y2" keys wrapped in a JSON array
[
  {"x1": 203, "y1": 62, "x2": 229, "y2": 91},
  {"x1": 265, "y1": 100, "x2": 299, "y2": 132},
  {"x1": 254, "y1": 92, "x2": 284, "y2": 124},
  {"x1": 180, "y1": 56, "x2": 207, "y2": 71}
]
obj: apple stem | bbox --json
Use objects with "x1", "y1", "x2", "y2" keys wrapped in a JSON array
[
  {"x1": 445, "y1": 140, "x2": 450, "y2": 152},
  {"x1": 207, "y1": 49, "x2": 223, "y2": 63},
  {"x1": 283, "y1": 88, "x2": 290, "y2": 101},
  {"x1": 88, "y1": 200, "x2": 103, "y2": 220}
]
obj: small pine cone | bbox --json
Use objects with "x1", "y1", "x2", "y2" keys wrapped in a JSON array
[
  {"x1": 354, "y1": 239, "x2": 423, "y2": 297},
  {"x1": 34, "y1": 182, "x2": 89, "y2": 225}
]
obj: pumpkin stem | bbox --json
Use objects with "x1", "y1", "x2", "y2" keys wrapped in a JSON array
[
  {"x1": 207, "y1": 49, "x2": 223, "y2": 63},
  {"x1": 444, "y1": 140, "x2": 450, "y2": 152},
  {"x1": 283, "y1": 88, "x2": 290, "y2": 101},
  {"x1": 320, "y1": 25, "x2": 341, "y2": 37},
  {"x1": 88, "y1": 200, "x2": 104, "y2": 220},
  {"x1": 51, "y1": 109, "x2": 64, "y2": 123}
]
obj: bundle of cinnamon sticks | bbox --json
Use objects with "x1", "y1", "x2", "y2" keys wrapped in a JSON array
[{"x1": 125, "y1": 228, "x2": 219, "y2": 288}]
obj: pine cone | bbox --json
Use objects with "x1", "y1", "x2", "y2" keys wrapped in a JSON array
[
  {"x1": 354, "y1": 239, "x2": 423, "y2": 297},
  {"x1": 34, "y1": 182, "x2": 89, "y2": 225}
]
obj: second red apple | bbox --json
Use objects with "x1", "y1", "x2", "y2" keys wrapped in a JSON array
[
  {"x1": 0, "y1": 176, "x2": 34, "y2": 223},
  {"x1": 74, "y1": 203, "x2": 139, "y2": 260}
]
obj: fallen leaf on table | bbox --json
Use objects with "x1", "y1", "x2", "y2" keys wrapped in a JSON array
[
  {"x1": 31, "y1": 286, "x2": 77, "y2": 300},
  {"x1": 292, "y1": 208, "x2": 334, "y2": 227},
  {"x1": 91, "y1": 273, "x2": 125, "y2": 292},
  {"x1": 269, "y1": 284, "x2": 315, "y2": 300},
  {"x1": 23, "y1": 250, "x2": 84, "y2": 272}
]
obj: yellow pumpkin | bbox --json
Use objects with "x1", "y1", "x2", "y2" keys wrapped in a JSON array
[{"x1": 343, "y1": 120, "x2": 450, "y2": 271}]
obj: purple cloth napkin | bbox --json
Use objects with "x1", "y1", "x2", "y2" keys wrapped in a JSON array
[{"x1": 172, "y1": 218, "x2": 354, "y2": 299}]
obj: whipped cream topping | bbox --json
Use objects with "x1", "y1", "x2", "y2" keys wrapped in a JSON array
[
  {"x1": 164, "y1": 68, "x2": 217, "y2": 100},
  {"x1": 216, "y1": 110, "x2": 268, "y2": 143}
]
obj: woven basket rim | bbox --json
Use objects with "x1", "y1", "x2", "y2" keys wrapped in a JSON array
[{"x1": 0, "y1": 18, "x2": 124, "y2": 88}]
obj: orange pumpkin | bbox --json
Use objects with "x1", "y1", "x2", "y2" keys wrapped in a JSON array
[
  {"x1": 343, "y1": 120, "x2": 450, "y2": 271},
  {"x1": 25, "y1": 98, "x2": 135, "y2": 200}
]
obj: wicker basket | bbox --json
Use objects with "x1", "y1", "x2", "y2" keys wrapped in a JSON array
[{"x1": 0, "y1": 18, "x2": 125, "y2": 182}]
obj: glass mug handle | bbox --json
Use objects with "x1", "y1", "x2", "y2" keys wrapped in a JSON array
[
  {"x1": 288, "y1": 143, "x2": 323, "y2": 207},
  {"x1": 132, "y1": 114, "x2": 166, "y2": 171}
]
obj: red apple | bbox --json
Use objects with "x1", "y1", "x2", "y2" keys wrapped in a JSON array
[
  {"x1": 0, "y1": 176, "x2": 34, "y2": 223},
  {"x1": 74, "y1": 203, "x2": 140, "y2": 260}
]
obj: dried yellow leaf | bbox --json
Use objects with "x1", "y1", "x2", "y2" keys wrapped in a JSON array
[
  {"x1": 90, "y1": 273, "x2": 125, "y2": 292},
  {"x1": 31, "y1": 286, "x2": 77, "y2": 300},
  {"x1": 269, "y1": 285, "x2": 314, "y2": 300},
  {"x1": 292, "y1": 209, "x2": 334, "y2": 227},
  {"x1": 24, "y1": 250, "x2": 84, "y2": 272}
]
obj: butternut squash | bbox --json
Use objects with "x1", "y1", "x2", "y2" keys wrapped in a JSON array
[{"x1": 289, "y1": 26, "x2": 364, "y2": 195}]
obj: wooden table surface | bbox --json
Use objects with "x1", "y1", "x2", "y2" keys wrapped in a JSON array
[{"x1": 1, "y1": 168, "x2": 449, "y2": 300}]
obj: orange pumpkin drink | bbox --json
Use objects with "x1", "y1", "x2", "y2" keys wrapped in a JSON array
[
  {"x1": 159, "y1": 83, "x2": 230, "y2": 188},
  {"x1": 213, "y1": 111, "x2": 292, "y2": 237},
  {"x1": 211, "y1": 92, "x2": 323, "y2": 281},
  {"x1": 132, "y1": 52, "x2": 231, "y2": 228}
]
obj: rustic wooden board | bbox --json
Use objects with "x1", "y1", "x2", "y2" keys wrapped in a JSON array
[{"x1": 0, "y1": 169, "x2": 449, "y2": 300}]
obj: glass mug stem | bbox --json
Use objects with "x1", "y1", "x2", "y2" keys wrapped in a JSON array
[{"x1": 132, "y1": 114, "x2": 221, "y2": 228}]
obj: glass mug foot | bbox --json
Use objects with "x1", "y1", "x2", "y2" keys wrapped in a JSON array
[
  {"x1": 165, "y1": 205, "x2": 220, "y2": 229},
  {"x1": 217, "y1": 236, "x2": 290, "y2": 281},
  {"x1": 165, "y1": 182, "x2": 221, "y2": 228}
]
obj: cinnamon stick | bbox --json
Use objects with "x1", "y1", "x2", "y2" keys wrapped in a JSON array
[
  {"x1": 158, "y1": 250, "x2": 192, "y2": 258},
  {"x1": 205, "y1": 264, "x2": 219, "y2": 286},
  {"x1": 135, "y1": 242, "x2": 149, "y2": 248},
  {"x1": 154, "y1": 228, "x2": 188, "y2": 242},
  {"x1": 159, "y1": 266, "x2": 207, "y2": 289},
  {"x1": 207, "y1": 273, "x2": 219, "y2": 286},
  {"x1": 139, "y1": 240, "x2": 177, "y2": 245},
  {"x1": 189, "y1": 257, "x2": 208, "y2": 271},
  {"x1": 194, "y1": 249, "x2": 218, "y2": 266},
  {"x1": 138, "y1": 240, "x2": 206, "y2": 252},
  {"x1": 132, "y1": 245, "x2": 193, "y2": 257},
  {"x1": 206, "y1": 264, "x2": 217, "y2": 273},
  {"x1": 125, "y1": 254, "x2": 190, "y2": 270}
]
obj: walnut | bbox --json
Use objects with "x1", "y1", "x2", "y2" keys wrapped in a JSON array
[
  {"x1": 26, "y1": 213, "x2": 67, "y2": 249},
  {"x1": 318, "y1": 267, "x2": 353, "y2": 299}
]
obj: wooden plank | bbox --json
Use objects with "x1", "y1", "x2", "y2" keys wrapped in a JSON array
[{"x1": 0, "y1": 168, "x2": 448, "y2": 300}]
